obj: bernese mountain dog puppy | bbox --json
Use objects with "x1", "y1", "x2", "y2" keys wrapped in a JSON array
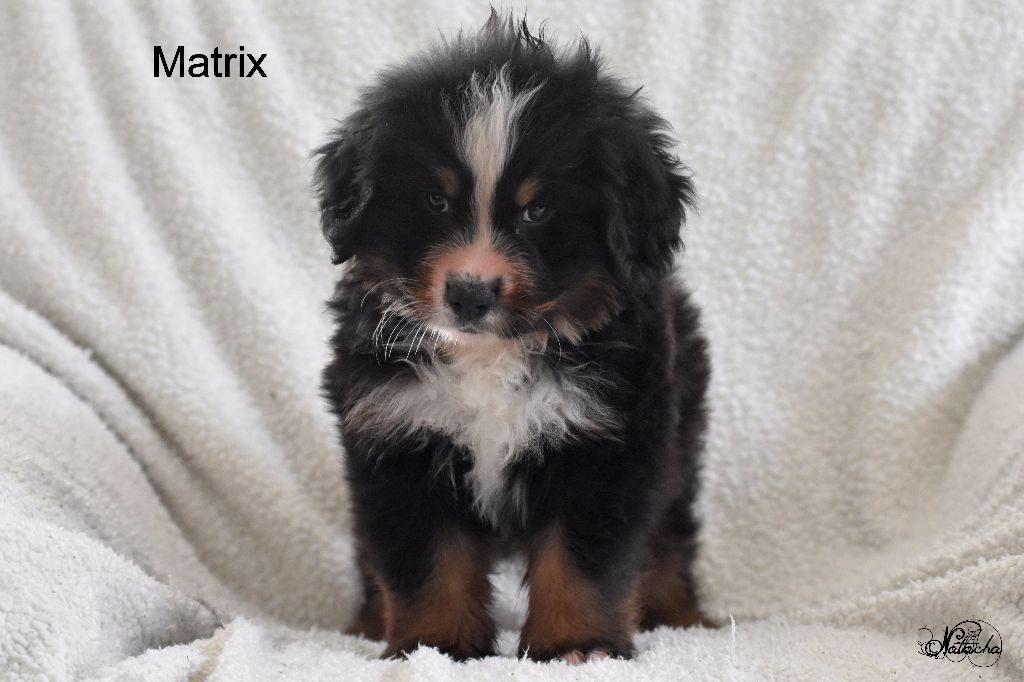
[{"x1": 316, "y1": 13, "x2": 710, "y2": 664}]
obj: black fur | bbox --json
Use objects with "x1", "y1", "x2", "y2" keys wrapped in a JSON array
[{"x1": 316, "y1": 15, "x2": 710, "y2": 662}]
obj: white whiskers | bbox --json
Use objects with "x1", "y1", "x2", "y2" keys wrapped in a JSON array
[
  {"x1": 360, "y1": 277, "x2": 414, "y2": 310},
  {"x1": 362, "y1": 282, "x2": 564, "y2": 367},
  {"x1": 364, "y1": 288, "x2": 457, "y2": 364},
  {"x1": 531, "y1": 311, "x2": 563, "y2": 366}
]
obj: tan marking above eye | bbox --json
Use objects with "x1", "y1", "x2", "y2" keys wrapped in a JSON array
[
  {"x1": 436, "y1": 166, "x2": 460, "y2": 197},
  {"x1": 515, "y1": 177, "x2": 542, "y2": 208}
]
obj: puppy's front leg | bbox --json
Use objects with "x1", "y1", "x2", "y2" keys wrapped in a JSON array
[
  {"x1": 519, "y1": 525, "x2": 640, "y2": 662},
  {"x1": 376, "y1": 531, "x2": 495, "y2": 660},
  {"x1": 346, "y1": 445, "x2": 496, "y2": 660}
]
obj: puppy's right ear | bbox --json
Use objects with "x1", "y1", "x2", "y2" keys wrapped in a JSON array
[{"x1": 313, "y1": 122, "x2": 373, "y2": 264}]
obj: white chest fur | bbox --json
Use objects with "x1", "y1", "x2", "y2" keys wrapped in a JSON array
[{"x1": 346, "y1": 343, "x2": 616, "y2": 523}]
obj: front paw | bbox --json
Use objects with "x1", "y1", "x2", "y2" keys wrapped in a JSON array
[
  {"x1": 383, "y1": 637, "x2": 496, "y2": 661},
  {"x1": 519, "y1": 637, "x2": 634, "y2": 663},
  {"x1": 559, "y1": 649, "x2": 611, "y2": 665}
]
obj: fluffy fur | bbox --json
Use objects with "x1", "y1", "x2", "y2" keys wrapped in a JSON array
[
  {"x1": 316, "y1": 13, "x2": 711, "y2": 663},
  {"x1": 344, "y1": 339, "x2": 622, "y2": 524}
]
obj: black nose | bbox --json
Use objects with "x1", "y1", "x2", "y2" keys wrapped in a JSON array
[{"x1": 445, "y1": 275, "x2": 501, "y2": 324}]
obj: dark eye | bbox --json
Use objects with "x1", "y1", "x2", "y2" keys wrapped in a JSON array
[
  {"x1": 424, "y1": 192, "x2": 451, "y2": 214},
  {"x1": 521, "y1": 203, "x2": 552, "y2": 224}
]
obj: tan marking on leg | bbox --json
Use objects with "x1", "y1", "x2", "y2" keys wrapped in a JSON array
[
  {"x1": 638, "y1": 559, "x2": 709, "y2": 629},
  {"x1": 519, "y1": 529, "x2": 638, "y2": 660},
  {"x1": 346, "y1": 553, "x2": 387, "y2": 640},
  {"x1": 639, "y1": 516, "x2": 716, "y2": 630},
  {"x1": 380, "y1": 533, "x2": 495, "y2": 660}
]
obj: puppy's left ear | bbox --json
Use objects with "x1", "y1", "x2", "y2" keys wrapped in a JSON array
[
  {"x1": 313, "y1": 119, "x2": 374, "y2": 265},
  {"x1": 604, "y1": 121, "x2": 696, "y2": 287}
]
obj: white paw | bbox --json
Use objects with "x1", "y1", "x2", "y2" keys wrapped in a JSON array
[{"x1": 560, "y1": 649, "x2": 610, "y2": 665}]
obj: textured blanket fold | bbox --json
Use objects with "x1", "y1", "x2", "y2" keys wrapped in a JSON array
[{"x1": 1, "y1": 1, "x2": 1022, "y2": 679}]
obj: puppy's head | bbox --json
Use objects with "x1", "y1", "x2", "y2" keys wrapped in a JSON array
[{"x1": 315, "y1": 14, "x2": 694, "y2": 346}]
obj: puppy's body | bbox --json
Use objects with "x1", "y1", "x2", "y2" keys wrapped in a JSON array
[{"x1": 317, "y1": 17, "x2": 710, "y2": 661}]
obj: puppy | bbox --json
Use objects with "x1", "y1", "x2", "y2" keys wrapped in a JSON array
[{"x1": 316, "y1": 14, "x2": 710, "y2": 663}]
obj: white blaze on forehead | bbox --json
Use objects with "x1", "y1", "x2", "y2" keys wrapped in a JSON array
[{"x1": 459, "y1": 66, "x2": 540, "y2": 242}]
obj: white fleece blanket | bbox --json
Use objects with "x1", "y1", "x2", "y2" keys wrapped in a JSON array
[{"x1": 1, "y1": 1, "x2": 1022, "y2": 680}]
